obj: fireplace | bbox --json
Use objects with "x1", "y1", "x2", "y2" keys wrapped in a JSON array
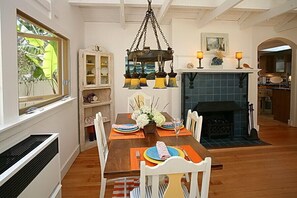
[
  {"x1": 181, "y1": 72, "x2": 249, "y2": 138},
  {"x1": 194, "y1": 101, "x2": 242, "y2": 139}
]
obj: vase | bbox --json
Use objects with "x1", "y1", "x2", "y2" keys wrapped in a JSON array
[{"x1": 143, "y1": 121, "x2": 157, "y2": 134}]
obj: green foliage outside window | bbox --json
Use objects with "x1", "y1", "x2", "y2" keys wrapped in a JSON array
[{"x1": 17, "y1": 16, "x2": 58, "y2": 96}]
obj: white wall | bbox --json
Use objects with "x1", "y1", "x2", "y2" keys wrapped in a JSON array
[
  {"x1": 0, "y1": 0, "x2": 84, "y2": 178},
  {"x1": 84, "y1": 18, "x2": 297, "y2": 127}
]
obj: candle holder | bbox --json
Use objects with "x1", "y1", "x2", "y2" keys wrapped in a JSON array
[
  {"x1": 197, "y1": 51, "x2": 204, "y2": 69},
  {"x1": 235, "y1": 52, "x2": 243, "y2": 69}
]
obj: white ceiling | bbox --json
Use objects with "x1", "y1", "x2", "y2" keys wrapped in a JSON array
[{"x1": 69, "y1": 0, "x2": 297, "y2": 32}]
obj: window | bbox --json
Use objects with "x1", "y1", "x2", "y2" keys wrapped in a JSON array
[{"x1": 17, "y1": 11, "x2": 69, "y2": 114}]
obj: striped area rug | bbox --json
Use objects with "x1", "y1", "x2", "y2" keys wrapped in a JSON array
[
  {"x1": 112, "y1": 177, "x2": 187, "y2": 197},
  {"x1": 112, "y1": 178, "x2": 139, "y2": 198}
]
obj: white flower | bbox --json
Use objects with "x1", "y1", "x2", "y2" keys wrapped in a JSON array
[
  {"x1": 136, "y1": 114, "x2": 150, "y2": 128},
  {"x1": 132, "y1": 105, "x2": 166, "y2": 128},
  {"x1": 152, "y1": 111, "x2": 166, "y2": 126}
]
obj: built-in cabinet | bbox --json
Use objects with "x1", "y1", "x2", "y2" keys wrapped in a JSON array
[
  {"x1": 79, "y1": 49, "x2": 114, "y2": 151},
  {"x1": 272, "y1": 88, "x2": 290, "y2": 123},
  {"x1": 259, "y1": 50, "x2": 291, "y2": 74}
]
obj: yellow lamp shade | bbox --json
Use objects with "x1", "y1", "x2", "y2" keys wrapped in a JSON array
[
  {"x1": 129, "y1": 78, "x2": 141, "y2": 89},
  {"x1": 154, "y1": 77, "x2": 166, "y2": 89},
  {"x1": 167, "y1": 77, "x2": 178, "y2": 87},
  {"x1": 197, "y1": 51, "x2": 203, "y2": 59},
  {"x1": 123, "y1": 78, "x2": 131, "y2": 88},
  {"x1": 139, "y1": 77, "x2": 148, "y2": 86},
  {"x1": 235, "y1": 52, "x2": 243, "y2": 60}
]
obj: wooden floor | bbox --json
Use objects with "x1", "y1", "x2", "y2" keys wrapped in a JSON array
[{"x1": 62, "y1": 115, "x2": 297, "y2": 198}]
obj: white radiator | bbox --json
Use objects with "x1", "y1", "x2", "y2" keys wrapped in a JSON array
[{"x1": 0, "y1": 133, "x2": 61, "y2": 198}]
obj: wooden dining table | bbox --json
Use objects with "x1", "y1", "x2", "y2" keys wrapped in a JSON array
[{"x1": 104, "y1": 113, "x2": 223, "y2": 179}]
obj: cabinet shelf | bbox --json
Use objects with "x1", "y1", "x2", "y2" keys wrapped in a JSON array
[
  {"x1": 82, "y1": 86, "x2": 110, "y2": 91},
  {"x1": 83, "y1": 100, "x2": 112, "y2": 108}
]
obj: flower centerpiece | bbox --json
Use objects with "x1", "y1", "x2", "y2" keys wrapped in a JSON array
[{"x1": 131, "y1": 98, "x2": 166, "y2": 133}]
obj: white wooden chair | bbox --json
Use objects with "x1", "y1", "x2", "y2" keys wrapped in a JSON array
[
  {"x1": 130, "y1": 156, "x2": 212, "y2": 198},
  {"x1": 94, "y1": 112, "x2": 131, "y2": 198},
  {"x1": 128, "y1": 92, "x2": 152, "y2": 112},
  {"x1": 186, "y1": 109, "x2": 203, "y2": 142}
]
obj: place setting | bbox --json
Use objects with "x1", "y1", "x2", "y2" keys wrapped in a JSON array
[
  {"x1": 109, "y1": 123, "x2": 145, "y2": 140},
  {"x1": 157, "y1": 118, "x2": 192, "y2": 137},
  {"x1": 130, "y1": 141, "x2": 202, "y2": 170}
]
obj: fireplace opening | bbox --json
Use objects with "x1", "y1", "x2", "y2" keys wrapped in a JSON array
[{"x1": 194, "y1": 101, "x2": 242, "y2": 139}]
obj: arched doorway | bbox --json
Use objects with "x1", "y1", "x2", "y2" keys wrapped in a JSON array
[{"x1": 257, "y1": 38, "x2": 296, "y2": 126}]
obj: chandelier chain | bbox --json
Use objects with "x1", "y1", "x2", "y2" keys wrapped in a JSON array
[
  {"x1": 152, "y1": 11, "x2": 170, "y2": 48},
  {"x1": 129, "y1": 1, "x2": 171, "y2": 52},
  {"x1": 150, "y1": 14, "x2": 162, "y2": 50},
  {"x1": 139, "y1": 13, "x2": 150, "y2": 50},
  {"x1": 129, "y1": 13, "x2": 147, "y2": 52}
]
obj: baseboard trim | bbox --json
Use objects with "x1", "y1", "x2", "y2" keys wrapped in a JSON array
[{"x1": 60, "y1": 145, "x2": 80, "y2": 179}]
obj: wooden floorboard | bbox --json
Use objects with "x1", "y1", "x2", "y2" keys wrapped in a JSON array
[{"x1": 62, "y1": 115, "x2": 297, "y2": 197}]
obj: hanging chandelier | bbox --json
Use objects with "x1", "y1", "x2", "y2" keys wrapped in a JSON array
[{"x1": 123, "y1": 0, "x2": 177, "y2": 89}]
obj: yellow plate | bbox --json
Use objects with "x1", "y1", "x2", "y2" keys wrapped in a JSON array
[
  {"x1": 159, "y1": 125, "x2": 184, "y2": 131},
  {"x1": 113, "y1": 128, "x2": 139, "y2": 134},
  {"x1": 143, "y1": 147, "x2": 185, "y2": 164}
]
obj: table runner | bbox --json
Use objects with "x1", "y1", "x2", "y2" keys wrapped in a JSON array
[
  {"x1": 130, "y1": 145, "x2": 203, "y2": 170},
  {"x1": 109, "y1": 128, "x2": 145, "y2": 140}
]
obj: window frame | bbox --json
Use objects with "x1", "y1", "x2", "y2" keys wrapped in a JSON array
[{"x1": 17, "y1": 10, "x2": 69, "y2": 115}]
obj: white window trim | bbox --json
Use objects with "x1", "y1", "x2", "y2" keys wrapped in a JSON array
[{"x1": 0, "y1": 97, "x2": 76, "y2": 134}]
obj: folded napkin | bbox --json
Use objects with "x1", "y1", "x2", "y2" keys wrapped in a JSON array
[
  {"x1": 156, "y1": 141, "x2": 171, "y2": 160},
  {"x1": 112, "y1": 124, "x2": 138, "y2": 130}
]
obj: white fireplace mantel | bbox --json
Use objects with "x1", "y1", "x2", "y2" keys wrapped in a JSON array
[{"x1": 176, "y1": 68, "x2": 261, "y2": 74}]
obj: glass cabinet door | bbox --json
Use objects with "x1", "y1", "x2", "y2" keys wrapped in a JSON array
[
  {"x1": 84, "y1": 53, "x2": 98, "y2": 87},
  {"x1": 99, "y1": 55, "x2": 110, "y2": 85}
]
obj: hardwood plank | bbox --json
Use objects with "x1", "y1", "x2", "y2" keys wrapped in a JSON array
[{"x1": 62, "y1": 115, "x2": 297, "y2": 197}]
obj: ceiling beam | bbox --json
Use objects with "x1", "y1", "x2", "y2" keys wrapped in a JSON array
[
  {"x1": 120, "y1": 0, "x2": 125, "y2": 29},
  {"x1": 240, "y1": 0, "x2": 297, "y2": 29},
  {"x1": 274, "y1": 14, "x2": 297, "y2": 32},
  {"x1": 274, "y1": 17, "x2": 297, "y2": 32},
  {"x1": 157, "y1": 0, "x2": 173, "y2": 24},
  {"x1": 238, "y1": 11, "x2": 251, "y2": 25},
  {"x1": 197, "y1": 0, "x2": 244, "y2": 28}
]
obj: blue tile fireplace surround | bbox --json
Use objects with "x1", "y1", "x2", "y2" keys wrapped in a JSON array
[{"x1": 181, "y1": 72, "x2": 249, "y2": 139}]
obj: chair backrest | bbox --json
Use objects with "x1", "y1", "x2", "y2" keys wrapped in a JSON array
[
  {"x1": 128, "y1": 92, "x2": 152, "y2": 112},
  {"x1": 139, "y1": 156, "x2": 211, "y2": 198},
  {"x1": 186, "y1": 109, "x2": 203, "y2": 142},
  {"x1": 94, "y1": 112, "x2": 109, "y2": 178}
]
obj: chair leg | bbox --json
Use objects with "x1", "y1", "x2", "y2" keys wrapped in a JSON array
[
  {"x1": 196, "y1": 175, "x2": 200, "y2": 198},
  {"x1": 123, "y1": 177, "x2": 127, "y2": 198},
  {"x1": 100, "y1": 178, "x2": 107, "y2": 198},
  {"x1": 196, "y1": 185, "x2": 201, "y2": 198}
]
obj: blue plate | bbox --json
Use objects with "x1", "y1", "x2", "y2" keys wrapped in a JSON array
[
  {"x1": 146, "y1": 146, "x2": 179, "y2": 161},
  {"x1": 117, "y1": 127, "x2": 138, "y2": 131},
  {"x1": 162, "y1": 124, "x2": 174, "y2": 128},
  {"x1": 116, "y1": 124, "x2": 138, "y2": 131}
]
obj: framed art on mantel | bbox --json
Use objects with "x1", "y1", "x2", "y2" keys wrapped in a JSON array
[{"x1": 201, "y1": 33, "x2": 229, "y2": 54}]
